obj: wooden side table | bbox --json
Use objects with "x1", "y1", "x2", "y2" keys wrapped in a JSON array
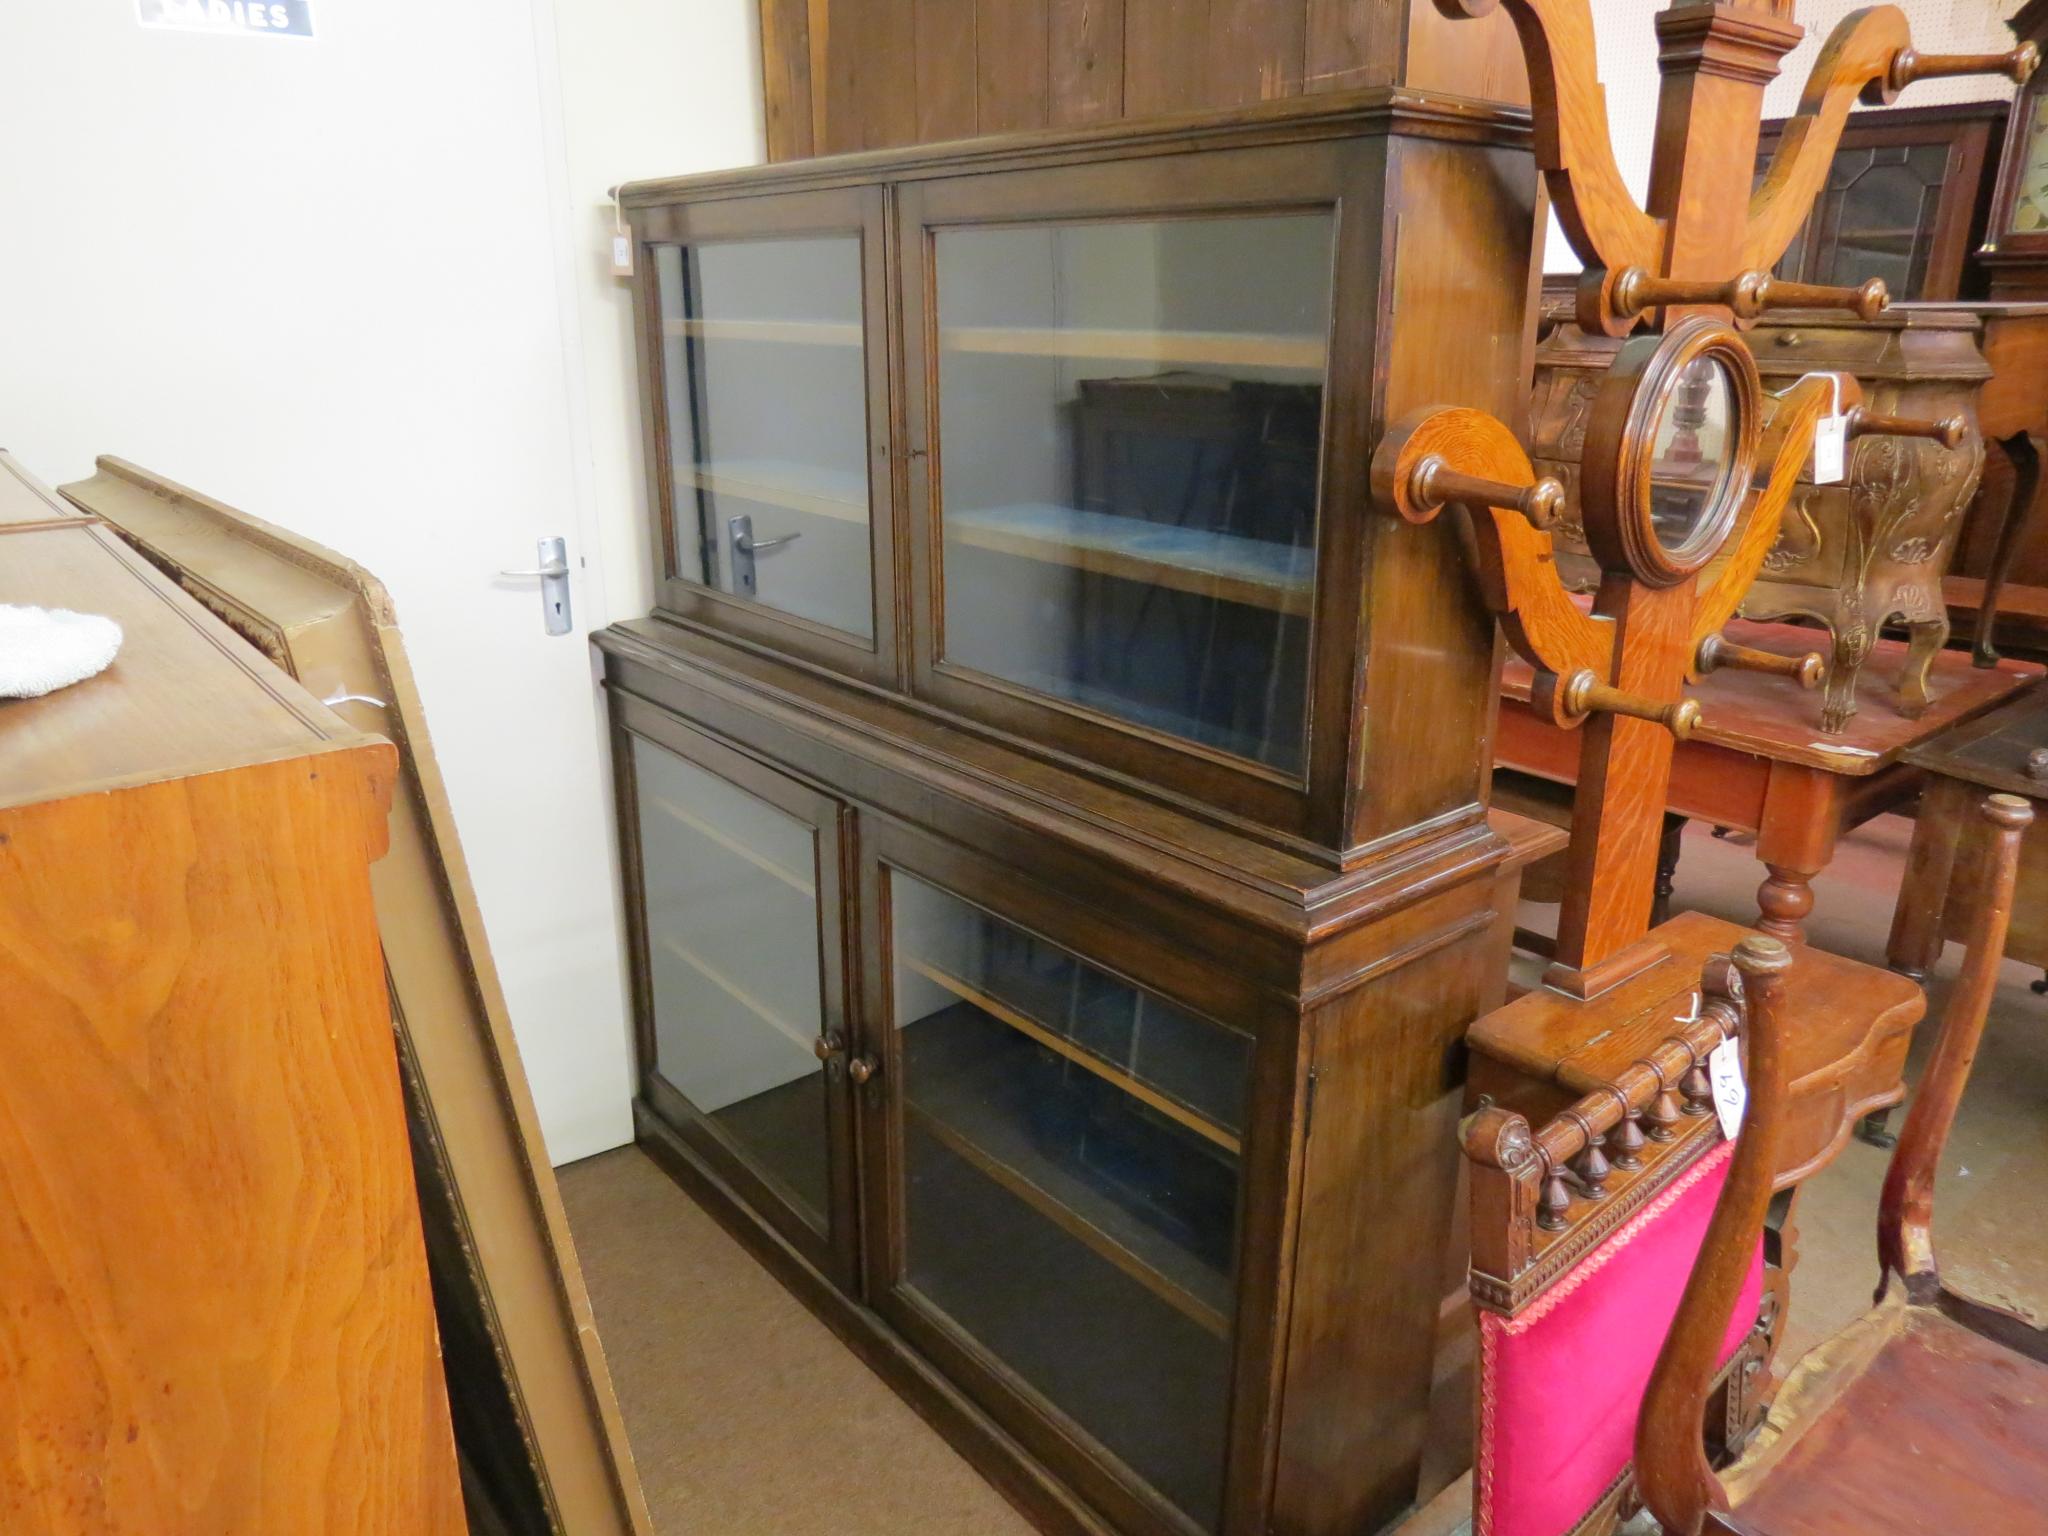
[
  {"x1": 1887, "y1": 681, "x2": 2048, "y2": 990},
  {"x1": 1498, "y1": 617, "x2": 2042, "y2": 942}
]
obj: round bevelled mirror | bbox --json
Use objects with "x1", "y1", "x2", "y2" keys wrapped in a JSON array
[
  {"x1": 1580, "y1": 318, "x2": 1760, "y2": 587},
  {"x1": 1647, "y1": 356, "x2": 1737, "y2": 559}
]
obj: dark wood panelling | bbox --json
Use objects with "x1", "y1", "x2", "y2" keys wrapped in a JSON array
[
  {"x1": 760, "y1": 0, "x2": 1527, "y2": 160},
  {"x1": 1301, "y1": 0, "x2": 1392, "y2": 95},
  {"x1": 1210, "y1": 0, "x2": 1305, "y2": 107},
  {"x1": 914, "y1": 0, "x2": 979, "y2": 142},
  {"x1": 1048, "y1": 0, "x2": 1126, "y2": 127},
  {"x1": 976, "y1": 0, "x2": 1052, "y2": 132},
  {"x1": 1123, "y1": 0, "x2": 1212, "y2": 120},
  {"x1": 762, "y1": 0, "x2": 817, "y2": 159},
  {"x1": 819, "y1": 0, "x2": 916, "y2": 152}
]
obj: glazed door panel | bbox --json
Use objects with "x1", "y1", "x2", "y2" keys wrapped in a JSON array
[
  {"x1": 897, "y1": 140, "x2": 1381, "y2": 846},
  {"x1": 619, "y1": 706, "x2": 858, "y2": 1286},
  {"x1": 858, "y1": 820, "x2": 1261, "y2": 1536},
  {"x1": 635, "y1": 186, "x2": 899, "y2": 683}
]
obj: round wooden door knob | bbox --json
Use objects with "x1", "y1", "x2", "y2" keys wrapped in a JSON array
[{"x1": 846, "y1": 1054, "x2": 879, "y2": 1085}]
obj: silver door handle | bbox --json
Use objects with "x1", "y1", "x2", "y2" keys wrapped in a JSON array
[
  {"x1": 734, "y1": 530, "x2": 801, "y2": 554},
  {"x1": 498, "y1": 536, "x2": 573, "y2": 636}
]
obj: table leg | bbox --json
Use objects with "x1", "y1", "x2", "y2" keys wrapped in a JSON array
[
  {"x1": 1972, "y1": 431, "x2": 2041, "y2": 669},
  {"x1": 1897, "y1": 616, "x2": 1948, "y2": 718},
  {"x1": 1653, "y1": 813, "x2": 1687, "y2": 927},
  {"x1": 1754, "y1": 766, "x2": 1843, "y2": 944},
  {"x1": 1884, "y1": 776, "x2": 1964, "y2": 982}
]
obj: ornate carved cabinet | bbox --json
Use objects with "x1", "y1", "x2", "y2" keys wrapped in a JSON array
[
  {"x1": 1531, "y1": 309, "x2": 1989, "y2": 729},
  {"x1": 598, "y1": 95, "x2": 1552, "y2": 1536}
]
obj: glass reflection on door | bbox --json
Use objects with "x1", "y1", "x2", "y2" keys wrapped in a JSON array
[
  {"x1": 889, "y1": 871, "x2": 1249, "y2": 1529},
  {"x1": 932, "y1": 212, "x2": 1334, "y2": 774},
  {"x1": 635, "y1": 737, "x2": 831, "y2": 1233},
  {"x1": 657, "y1": 237, "x2": 874, "y2": 638}
]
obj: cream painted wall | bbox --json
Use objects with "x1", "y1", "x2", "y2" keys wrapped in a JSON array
[
  {"x1": 0, "y1": 1, "x2": 763, "y2": 1163},
  {"x1": 1546, "y1": 0, "x2": 2027, "y2": 270}
]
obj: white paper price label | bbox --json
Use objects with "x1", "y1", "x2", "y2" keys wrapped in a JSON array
[
  {"x1": 1813, "y1": 412, "x2": 1847, "y2": 484},
  {"x1": 1708, "y1": 1034, "x2": 1747, "y2": 1141},
  {"x1": 610, "y1": 228, "x2": 635, "y2": 277}
]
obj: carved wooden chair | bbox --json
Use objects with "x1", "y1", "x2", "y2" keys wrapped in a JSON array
[
  {"x1": 1637, "y1": 792, "x2": 2046, "y2": 1536},
  {"x1": 1460, "y1": 966, "x2": 1773, "y2": 1536}
]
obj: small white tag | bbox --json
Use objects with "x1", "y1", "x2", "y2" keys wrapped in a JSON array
[
  {"x1": 610, "y1": 227, "x2": 635, "y2": 277},
  {"x1": 1708, "y1": 1035, "x2": 1747, "y2": 1141},
  {"x1": 1813, "y1": 413, "x2": 1847, "y2": 484}
]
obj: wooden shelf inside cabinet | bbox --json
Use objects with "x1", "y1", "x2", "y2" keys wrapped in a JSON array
[
  {"x1": 938, "y1": 325, "x2": 1326, "y2": 372},
  {"x1": 948, "y1": 504, "x2": 1314, "y2": 617},
  {"x1": 676, "y1": 459, "x2": 869, "y2": 527},
  {"x1": 903, "y1": 955, "x2": 1243, "y2": 1154},
  {"x1": 649, "y1": 792, "x2": 816, "y2": 894},
  {"x1": 666, "y1": 316, "x2": 863, "y2": 346},
  {"x1": 667, "y1": 315, "x2": 1327, "y2": 372},
  {"x1": 658, "y1": 931, "x2": 817, "y2": 1052},
  {"x1": 902, "y1": 1015, "x2": 1234, "y2": 1338}
]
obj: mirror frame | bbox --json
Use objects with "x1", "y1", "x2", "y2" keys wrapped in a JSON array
[{"x1": 1579, "y1": 316, "x2": 1762, "y2": 588}]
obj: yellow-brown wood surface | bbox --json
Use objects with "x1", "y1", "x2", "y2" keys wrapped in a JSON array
[{"x1": 0, "y1": 453, "x2": 462, "y2": 1533}]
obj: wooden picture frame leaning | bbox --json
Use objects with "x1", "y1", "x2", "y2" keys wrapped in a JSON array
[{"x1": 61, "y1": 457, "x2": 653, "y2": 1536}]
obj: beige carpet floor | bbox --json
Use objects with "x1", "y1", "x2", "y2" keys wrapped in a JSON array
[{"x1": 558, "y1": 810, "x2": 2048, "y2": 1535}]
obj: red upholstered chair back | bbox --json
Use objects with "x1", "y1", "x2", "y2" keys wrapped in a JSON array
[{"x1": 1461, "y1": 966, "x2": 1769, "y2": 1536}]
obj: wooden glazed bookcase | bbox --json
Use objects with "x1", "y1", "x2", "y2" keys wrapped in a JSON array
[{"x1": 598, "y1": 84, "x2": 1554, "y2": 1536}]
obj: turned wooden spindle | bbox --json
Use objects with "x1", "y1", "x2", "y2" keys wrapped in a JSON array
[
  {"x1": 1877, "y1": 41, "x2": 2039, "y2": 101},
  {"x1": 1571, "y1": 1130, "x2": 1612, "y2": 1200},
  {"x1": 1646, "y1": 1079, "x2": 1684, "y2": 1142},
  {"x1": 1846, "y1": 407, "x2": 1967, "y2": 450},
  {"x1": 1696, "y1": 632, "x2": 1825, "y2": 690},
  {"x1": 1408, "y1": 455, "x2": 1566, "y2": 530},
  {"x1": 1607, "y1": 267, "x2": 1887, "y2": 323},
  {"x1": 1554, "y1": 667, "x2": 1702, "y2": 741},
  {"x1": 1680, "y1": 1060, "x2": 1714, "y2": 1115},
  {"x1": 1539, "y1": 1164, "x2": 1574, "y2": 1232},
  {"x1": 1611, "y1": 1110, "x2": 1647, "y2": 1171}
]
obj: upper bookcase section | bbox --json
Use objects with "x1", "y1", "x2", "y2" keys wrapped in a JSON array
[{"x1": 619, "y1": 93, "x2": 1540, "y2": 869}]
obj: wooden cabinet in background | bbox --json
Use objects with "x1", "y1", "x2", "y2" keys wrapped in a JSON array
[
  {"x1": 607, "y1": 95, "x2": 1563, "y2": 1536},
  {"x1": 1752, "y1": 102, "x2": 2004, "y2": 303},
  {"x1": 0, "y1": 454, "x2": 464, "y2": 1533}
]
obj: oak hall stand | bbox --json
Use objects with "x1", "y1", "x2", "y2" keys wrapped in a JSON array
[
  {"x1": 0, "y1": 454, "x2": 466, "y2": 1531},
  {"x1": 600, "y1": 91, "x2": 1555, "y2": 1536}
]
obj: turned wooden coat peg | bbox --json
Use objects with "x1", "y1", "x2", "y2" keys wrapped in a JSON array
[
  {"x1": 1599, "y1": 269, "x2": 1888, "y2": 331},
  {"x1": 1873, "y1": 41, "x2": 2039, "y2": 103},
  {"x1": 1845, "y1": 406, "x2": 1967, "y2": 449},
  {"x1": 1405, "y1": 455, "x2": 1566, "y2": 530},
  {"x1": 1542, "y1": 667, "x2": 1702, "y2": 741},
  {"x1": 1696, "y1": 632, "x2": 1825, "y2": 690}
]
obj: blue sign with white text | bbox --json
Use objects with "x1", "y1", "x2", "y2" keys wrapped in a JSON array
[{"x1": 137, "y1": 0, "x2": 314, "y2": 39}]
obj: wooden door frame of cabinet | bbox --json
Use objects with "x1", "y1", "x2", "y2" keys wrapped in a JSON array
[
  {"x1": 853, "y1": 809, "x2": 1298, "y2": 1536},
  {"x1": 1751, "y1": 100, "x2": 2004, "y2": 302},
  {"x1": 632, "y1": 183, "x2": 903, "y2": 685},
  {"x1": 608, "y1": 693, "x2": 863, "y2": 1293},
  {"x1": 894, "y1": 138, "x2": 1377, "y2": 849}
]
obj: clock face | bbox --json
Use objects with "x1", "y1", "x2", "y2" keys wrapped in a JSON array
[{"x1": 2011, "y1": 92, "x2": 2048, "y2": 234}]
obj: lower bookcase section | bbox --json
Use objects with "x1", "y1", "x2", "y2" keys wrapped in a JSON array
[{"x1": 604, "y1": 634, "x2": 1524, "y2": 1536}]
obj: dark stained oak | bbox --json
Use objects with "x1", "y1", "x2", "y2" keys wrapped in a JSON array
[{"x1": 748, "y1": 0, "x2": 1530, "y2": 158}]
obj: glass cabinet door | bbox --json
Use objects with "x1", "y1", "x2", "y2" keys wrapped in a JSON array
[
  {"x1": 641, "y1": 187, "x2": 894, "y2": 677},
  {"x1": 626, "y1": 721, "x2": 853, "y2": 1279},
  {"x1": 919, "y1": 204, "x2": 1335, "y2": 778},
  {"x1": 877, "y1": 867, "x2": 1250, "y2": 1531}
]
